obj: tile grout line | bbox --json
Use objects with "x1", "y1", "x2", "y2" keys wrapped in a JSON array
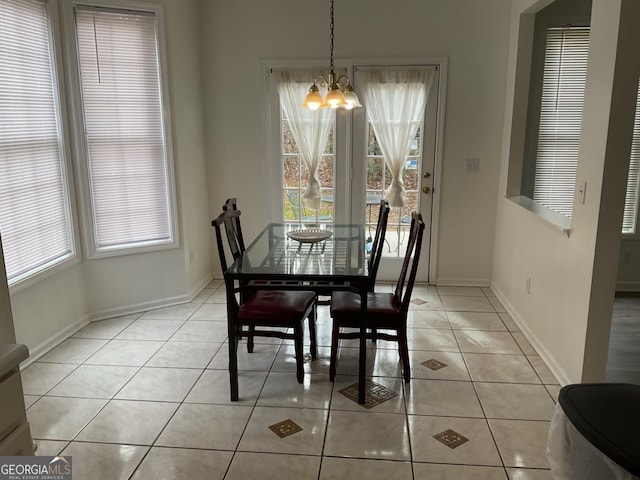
[{"x1": 222, "y1": 336, "x2": 288, "y2": 479}]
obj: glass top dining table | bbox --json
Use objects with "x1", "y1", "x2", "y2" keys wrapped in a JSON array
[{"x1": 225, "y1": 222, "x2": 371, "y2": 403}]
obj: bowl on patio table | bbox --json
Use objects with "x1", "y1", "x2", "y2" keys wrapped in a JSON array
[{"x1": 286, "y1": 228, "x2": 333, "y2": 244}]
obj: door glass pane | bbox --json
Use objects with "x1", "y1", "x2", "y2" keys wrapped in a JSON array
[
  {"x1": 283, "y1": 156, "x2": 300, "y2": 188},
  {"x1": 319, "y1": 156, "x2": 333, "y2": 188},
  {"x1": 281, "y1": 108, "x2": 334, "y2": 224},
  {"x1": 282, "y1": 120, "x2": 297, "y2": 154},
  {"x1": 409, "y1": 128, "x2": 421, "y2": 156},
  {"x1": 366, "y1": 125, "x2": 423, "y2": 257}
]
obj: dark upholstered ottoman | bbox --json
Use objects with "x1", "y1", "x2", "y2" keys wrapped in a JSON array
[{"x1": 547, "y1": 383, "x2": 640, "y2": 479}]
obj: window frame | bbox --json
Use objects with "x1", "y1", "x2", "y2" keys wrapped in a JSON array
[
  {"x1": 280, "y1": 108, "x2": 336, "y2": 225},
  {"x1": 61, "y1": 0, "x2": 179, "y2": 259},
  {"x1": 266, "y1": 61, "x2": 351, "y2": 226},
  {"x1": 362, "y1": 115, "x2": 427, "y2": 259},
  {"x1": 621, "y1": 80, "x2": 640, "y2": 237},
  {"x1": 521, "y1": 16, "x2": 591, "y2": 221},
  {"x1": 2, "y1": 0, "x2": 80, "y2": 292}
]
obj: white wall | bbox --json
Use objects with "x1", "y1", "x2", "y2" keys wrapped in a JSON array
[
  {"x1": 9, "y1": 0, "x2": 212, "y2": 357},
  {"x1": 199, "y1": 0, "x2": 512, "y2": 284},
  {"x1": 163, "y1": 0, "x2": 213, "y2": 295},
  {"x1": 11, "y1": 264, "x2": 88, "y2": 357},
  {"x1": 493, "y1": 0, "x2": 640, "y2": 384}
]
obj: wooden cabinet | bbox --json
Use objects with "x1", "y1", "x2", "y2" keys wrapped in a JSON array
[
  {"x1": 0, "y1": 237, "x2": 33, "y2": 455},
  {"x1": 0, "y1": 345, "x2": 32, "y2": 455}
]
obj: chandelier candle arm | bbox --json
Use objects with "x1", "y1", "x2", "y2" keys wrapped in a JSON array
[{"x1": 302, "y1": 0, "x2": 361, "y2": 110}]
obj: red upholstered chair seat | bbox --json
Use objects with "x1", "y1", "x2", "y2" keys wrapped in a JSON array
[
  {"x1": 239, "y1": 290, "x2": 316, "y2": 324},
  {"x1": 330, "y1": 292, "x2": 401, "y2": 327}
]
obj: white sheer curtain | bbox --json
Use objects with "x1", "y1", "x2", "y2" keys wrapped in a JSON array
[
  {"x1": 277, "y1": 70, "x2": 333, "y2": 210},
  {"x1": 359, "y1": 68, "x2": 434, "y2": 207}
]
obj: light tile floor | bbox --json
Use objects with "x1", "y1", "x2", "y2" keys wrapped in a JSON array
[{"x1": 23, "y1": 282, "x2": 559, "y2": 479}]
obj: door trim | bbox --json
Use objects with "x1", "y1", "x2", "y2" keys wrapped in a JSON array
[
  {"x1": 351, "y1": 57, "x2": 448, "y2": 284},
  {"x1": 264, "y1": 56, "x2": 448, "y2": 284}
]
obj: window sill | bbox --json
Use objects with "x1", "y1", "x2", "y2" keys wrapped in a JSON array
[
  {"x1": 88, "y1": 238, "x2": 179, "y2": 260},
  {"x1": 507, "y1": 195, "x2": 572, "y2": 237},
  {"x1": 8, "y1": 253, "x2": 80, "y2": 294}
]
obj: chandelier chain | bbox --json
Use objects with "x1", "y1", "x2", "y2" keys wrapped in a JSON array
[{"x1": 329, "y1": 0, "x2": 335, "y2": 72}]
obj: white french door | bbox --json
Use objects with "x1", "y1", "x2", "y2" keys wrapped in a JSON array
[
  {"x1": 269, "y1": 61, "x2": 445, "y2": 283},
  {"x1": 269, "y1": 66, "x2": 350, "y2": 227},
  {"x1": 351, "y1": 64, "x2": 442, "y2": 283}
]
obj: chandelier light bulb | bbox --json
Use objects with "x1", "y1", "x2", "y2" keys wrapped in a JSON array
[
  {"x1": 302, "y1": 84, "x2": 323, "y2": 110},
  {"x1": 325, "y1": 86, "x2": 346, "y2": 108},
  {"x1": 342, "y1": 84, "x2": 361, "y2": 109}
]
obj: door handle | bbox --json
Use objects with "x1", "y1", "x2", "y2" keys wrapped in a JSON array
[{"x1": 422, "y1": 187, "x2": 431, "y2": 194}]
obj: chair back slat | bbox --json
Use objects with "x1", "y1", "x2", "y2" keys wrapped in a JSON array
[
  {"x1": 212, "y1": 211, "x2": 230, "y2": 273},
  {"x1": 223, "y1": 198, "x2": 245, "y2": 256},
  {"x1": 394, "y1": 212, "x2": 426, "y2": 314},
  {"x1": 367, "y1": 200, "x2": 390, "y2": 289},
  {"x1": 212, "y1": 200, "x2": 246, "y2": 312}
]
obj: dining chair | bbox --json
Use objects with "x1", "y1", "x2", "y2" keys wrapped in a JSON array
[
  {"x1": 363, "y1": 199, "x2": 390, "y2": 343},
  {"x1": 212, "y1": 207, "x2": 317, "y2": 387},
  {"x1": 329, "y1": 211, "x2": 425, "y2": 383}
]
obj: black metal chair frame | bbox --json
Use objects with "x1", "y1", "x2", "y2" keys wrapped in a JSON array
[
  {"x1": 366, "y1": 199, "x2": 390, "y2": 293},
  {"x1": 329, "y1": 211, "x2": 425, "y2": 383},
  {"x1": 212, "y1": 205, "x2": 317, "y2": 401}
]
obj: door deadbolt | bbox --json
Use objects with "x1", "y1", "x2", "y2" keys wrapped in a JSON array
[
  {"x1": 422, "y1": 186, "x2": 431, "y2": 194},
  {"x1": 423, "y1": 172, "x2": 431, "y2": 179}
]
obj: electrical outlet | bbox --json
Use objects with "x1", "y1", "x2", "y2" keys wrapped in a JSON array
[{"x1": 465, "y1": 157, "x2": 479, "y2": 174}]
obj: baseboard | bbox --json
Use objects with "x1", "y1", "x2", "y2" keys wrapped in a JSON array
[
  {"x1": 87, "y1": 293, "x2": 191, "y2": 323},
  {"x1": 490, "y1": 281, "x2": 570, "y2": 386},
  {"x1": 615, "y1": 281, "x2": 640, "y2": 293},
  {"x1": 433, "y1": 277, "x2": 491, "y2": 287},
  {"x1": 187, "y1": 274, "x2": 214, "y2": 301},
  {"x1": 21, "y1": 275, "x2": 216, "y2": 368},
  {"x1": 21, "y1": 314, "x2": 91, "y2": 369}
]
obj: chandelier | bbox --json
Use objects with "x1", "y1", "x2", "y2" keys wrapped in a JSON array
[{"x1": 302, "y1": 0, "x2": 361, "y2": 110}]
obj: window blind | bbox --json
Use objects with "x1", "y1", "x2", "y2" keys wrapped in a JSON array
[
  {"x1": 0, "y1": 0, "x2": 73, "y2": 283},
  {"x1": 622, "y1": 82, "x2": 640, "y2": 234},
  {"x1": 75, "y1": 7, "x2": 172, "y2": 249},
  {"x1": 533, "y1": 26, "x2": 590, "y2": 218}
]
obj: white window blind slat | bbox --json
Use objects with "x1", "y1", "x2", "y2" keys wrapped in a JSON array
[
  {"x1": 622, "y1": 82, "x2": 640, "y2": 234},
  {"x1": 75, "y1": 7, "x2": 172, "y2": 249},
  {"x1": 533, "y1": 26, "x2": 590, "y2": 219},
  {"x1": 0, "y1": 0, "x2": 73, "y2": 283}
]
